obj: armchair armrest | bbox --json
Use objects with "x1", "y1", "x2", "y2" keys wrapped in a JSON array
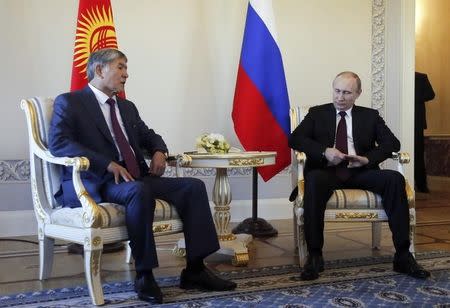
[
  {"x1": 292, "y1": 151, "x2": 306, "y2": 207},
  {"x1": 391, "y1": 152, "x2": 414, "y2": 206},
  {"x1": 40, "y1": 153, "x2": 104, "y2": 228}
]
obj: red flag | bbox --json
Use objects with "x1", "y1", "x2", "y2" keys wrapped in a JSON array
[{"x1": 70, "y1": 0, "x2": 123, "y2": 95}]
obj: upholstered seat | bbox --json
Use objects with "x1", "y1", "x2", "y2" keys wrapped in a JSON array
[
  {"x1": 290, "y1": 106, "x2": 415, "y2": 267},
  {"x1": 21, "y1": 97, "x2": 183, "y2": 305},
  {"x1": 49, "y1": 199, "x2": 180, "y2": 229}
]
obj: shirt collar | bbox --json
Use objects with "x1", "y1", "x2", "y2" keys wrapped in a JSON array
[
  {"x1": 335, "y1": 106, "x2": 353, "y2": 117},
  {"x1": 88, "y1": 83, "x2": 116, "y2": 105}
]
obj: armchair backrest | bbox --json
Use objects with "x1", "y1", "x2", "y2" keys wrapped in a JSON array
[
  {"x1": 289, "y1": 106, "x2": 311, "y2": 133},
  {"x1": 21, "y1": 97, "x2": 61, "y2": 210}
]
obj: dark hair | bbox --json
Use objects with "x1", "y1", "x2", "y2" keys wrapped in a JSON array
[
  {"x1": 335, "y1": 71, "x2": 362, "y2": 93},
  {"x1": 86, "y1": 48, "x2": 127, "y2": 81}
]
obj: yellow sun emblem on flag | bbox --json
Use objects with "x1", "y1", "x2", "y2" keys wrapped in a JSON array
[{"x1": 73, "y1": 5, "x2": 118, "y2": 77}]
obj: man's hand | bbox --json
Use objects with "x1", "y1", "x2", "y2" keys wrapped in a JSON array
[
  {"x1": 324, "y1": 147, "x2": 346, "y2": 165},
  {"x1": 149, "y1": 151, "x2": 166, "y2": 176},
  {"x1": 107, "y1": 161, "x2": 135, "y2": 184},
  {"x1": 345, "y1": 154, "x2": 369, "y2": 168}
]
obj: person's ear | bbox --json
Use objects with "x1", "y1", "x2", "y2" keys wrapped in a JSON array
[{"x1": 95, "y1": 64, "x2": 104, "y2": 79}]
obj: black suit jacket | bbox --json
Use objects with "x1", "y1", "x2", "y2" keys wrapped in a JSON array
[
  {"x1": 415, "y1": 72, "x2": 435, "y2": 130},
  {"x1": 48, "y1": 86, "x2": 168, "y2": 207},
  {"x1": 288, "y1": 103, "x2": 400, "y2": 200}
]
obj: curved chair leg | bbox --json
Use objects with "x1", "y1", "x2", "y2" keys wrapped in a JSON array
[
  {"x1": 371, "y1": 221, "x2": 382, "y2": 250},
  {"x1": 296, "y1": 207, "x2": 307, "y2": 267},
  {"x1": 38, "y1": 233, "x2": 55, "y2": 280},
  {"x1": 293, "y1": 207, "x2": 298, "y2": 250},
  {"x1": 84, "y1": 245, "x2": 104, "y2": 306},
  {"x1": 125, "y1": 240, "x2": 132, "y2": 264},
  {"x1": 409, "y1": 208, "x2": 416, "y2": 256}
]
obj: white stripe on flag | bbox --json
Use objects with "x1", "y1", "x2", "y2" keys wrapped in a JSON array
[{"x1": 249, "y1": 0, "x2": 278, "y2": 42}]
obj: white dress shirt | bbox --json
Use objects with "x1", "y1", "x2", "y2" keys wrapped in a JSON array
[{"x1": 88, "y1": 83, "x2": 131, "y2": 161}]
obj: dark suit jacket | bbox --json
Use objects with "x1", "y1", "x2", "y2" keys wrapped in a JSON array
[
  {"x1": 415, "y1": 72, "x2": 435, "y2": 130},
  {"x1": 289, "y1": 103, "x2": 400, "y2": 185},
  {"x1": 48, "y1": 86, "x2": 168, "y2": 207}
]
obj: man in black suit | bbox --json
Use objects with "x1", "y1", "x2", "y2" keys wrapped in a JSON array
[
  {"x1": 289, "y1": 71, "x2": 429, "y2": 281},
  {"x1": 48, "y1": 48, "x2": 236, "y2": 304},
  {"x1": 414, "y1": 72, "x2": 435, "y2": 193}
]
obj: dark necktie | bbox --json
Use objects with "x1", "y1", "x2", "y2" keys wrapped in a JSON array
[
  {"x1": 335, "y1": 111, "x2": 350, "y2": 181},
  {"x1": 106, "y1": 98, "x2": 140, "y2": 178}
]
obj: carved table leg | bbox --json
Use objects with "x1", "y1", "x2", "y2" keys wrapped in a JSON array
[{"x1": 212, "y1": 168, "x2": 252, "y2": 266}]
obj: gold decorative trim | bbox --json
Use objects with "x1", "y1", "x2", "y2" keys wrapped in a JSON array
[
  {"x1": 172, "y1": 247, "x2": 186, "y2": 257},
  {"x1": 31, "y1": 177, "x2": 46, "y2": 222},
  {"x1": 405, "y1": 180, "x2": 414, "y2": 206},
  {"x1": 92, "y1": 236, "x2": 102, "y2": 247},
  {"x1": 25, "y1": 100, "x2": 47, "y2": 151},
  {"x1": 232, "y1": 252, "x2": 249, "y2": 266},
  {"x1": 218, "y1": 233, "x2": 237, "y2": 241},
  {"x1": 78, "y1": 190, "x2": 103, "y2": 228},
  {"x1": 91, "y1": 250, "x2": 101, "y2": 276},
  {"x1": 296, "y1": 152, "x2": 306, "y2": 164},
  {"x1": 153, "y1": 223, "x2": 172, "y2": 233},
  {"x1": 335, "y1": 212, "x2": 379, "y2": 219},
  {"x1": 229, "y1": 158, "x2": 264, "y2": 166}
]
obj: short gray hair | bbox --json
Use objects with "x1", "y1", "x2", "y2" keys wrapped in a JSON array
[
  {"x1": 86, "y1": 48, "x2": 127, "y2": 81},
  {"x1": 335, "y1": 71, "x2": 362, "y2": 93}
]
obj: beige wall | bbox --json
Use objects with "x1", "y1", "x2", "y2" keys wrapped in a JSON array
[
  {"x1": 1, "y1": 0, "x2": 372, "y2": 159},
  {"x1": 416, "y1": 0, "x2": 450, "y2": 136}
]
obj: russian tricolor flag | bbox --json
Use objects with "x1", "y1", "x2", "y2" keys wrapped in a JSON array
[{"x1": 232, "y1": 0, "x2": 291, "y2": 181}]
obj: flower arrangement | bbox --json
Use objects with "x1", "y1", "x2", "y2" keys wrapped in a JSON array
[{"x1": 196, "y1": 133, "x2": 231, "y2": 154}]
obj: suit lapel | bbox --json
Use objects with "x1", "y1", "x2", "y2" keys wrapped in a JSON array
[
  {"x1": 116, "y1": 99, "x2": 139, "y2": 151},
  {"x1": 351, "y1": 106, "x2": 362, "y2": 154},
  {"x1": 80, "y1": 87, "x2": 115, "y2": 146},
  {"x1": 326, "y1": 104, "x2": 337, "y2": 146}
]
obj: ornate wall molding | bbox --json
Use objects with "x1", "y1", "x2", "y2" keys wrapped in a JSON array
[
  {"x1": 372, "y1": 0, "x2": 386, "y2": 117},
  {"x1": 0, "y1": 159, "x2": 290, "y2": 183},
  {"x1": 0, "y1": 160, "x2": 30, "y2": 182}
]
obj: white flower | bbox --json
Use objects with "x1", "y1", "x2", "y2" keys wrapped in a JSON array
[{"x1": 196, "y1": 133, "x2": 230, "y2": 154}]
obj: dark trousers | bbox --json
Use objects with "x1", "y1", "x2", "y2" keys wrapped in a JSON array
[
  {"x1": 414, "y1": 126, "x2": 428, "y2": 191},
  {"x1": 303, "y1": 168, "x2": 410, "y2": 256},
  {"x1": 101, "y1": 176, "x2": 220, "y2": 272}
]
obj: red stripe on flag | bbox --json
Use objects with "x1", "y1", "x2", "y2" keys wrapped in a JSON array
[{"x1": 232, "y1": 65, "x2": 290, "y2": 181}]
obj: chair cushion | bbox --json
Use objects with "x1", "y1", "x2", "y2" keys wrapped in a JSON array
[
  {"x1": 50, "y1": 199, "x2": 180, "y2": 228},
  {"x1": 326, "y1": 189, "x2": 383, "y2": 209}
]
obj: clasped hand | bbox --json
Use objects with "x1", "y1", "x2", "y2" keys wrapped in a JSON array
[
  {"x1": 107, "y1": 151, "x2": 167, "y2": 184},
  {"x1": 324, "y1": 148, "x2": 368, "y2": 167}
]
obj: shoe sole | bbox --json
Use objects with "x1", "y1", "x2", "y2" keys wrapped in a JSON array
[{"x1": 393, "y1": 266, "x2": 430, "y2": 279}]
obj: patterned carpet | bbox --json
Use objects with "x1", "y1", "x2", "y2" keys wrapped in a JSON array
[{"x1": 1, "y1": 252, "x2": 450, "y2": 307}]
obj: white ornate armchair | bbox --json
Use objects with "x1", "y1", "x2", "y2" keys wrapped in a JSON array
[
  {"x1": 290, "y1": 106, "x2": 415, "y2": 267},
  {"x1": 21, "y1": 97, "x2": 184, "y2": 305}
]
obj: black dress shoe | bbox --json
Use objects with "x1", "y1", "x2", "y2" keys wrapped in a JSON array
[
  {"x1": 180, "y1": 267, "x2": 237, "y2": 291},
  {"x1": 301, "y1": 254, "x2": 324, "y2": 281},
  {"x1": 134, "y1": 275, "x2": 163, "y2": 304},
  {"x1": 393, "y1": 253, "x2": 430, "y2": 279}
]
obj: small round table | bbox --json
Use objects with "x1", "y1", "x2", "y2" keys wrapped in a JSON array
[{"x1": 175, "y1": 151, "x2": 276, "y2": 266}]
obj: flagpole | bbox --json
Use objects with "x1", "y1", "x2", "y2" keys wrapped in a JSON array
[{"x1": 232, "y1": 167, "x2": 278, "y2": 237}]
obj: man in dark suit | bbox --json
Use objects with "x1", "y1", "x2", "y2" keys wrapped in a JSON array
[
  {"x1": 48, "y1": 49, "x2": 236, "y2": 304},
  {"x1": 414, "y1": 72, "x2": 435, "y2": 193},
  {"x1": 289, "y1": 71, "x2": 429, "y2": 281}
]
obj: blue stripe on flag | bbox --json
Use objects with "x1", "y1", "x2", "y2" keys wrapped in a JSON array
[{"x1": 239, "y1": 3, "x2": 290, "y2": 136}]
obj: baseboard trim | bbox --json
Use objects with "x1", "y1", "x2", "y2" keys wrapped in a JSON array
[
  {"x1": 428, "y1": 176, "x2": 450, "y2": 192},
  {"x1": 0, "y1": 199, "x2": 292, "y2": 237}
]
